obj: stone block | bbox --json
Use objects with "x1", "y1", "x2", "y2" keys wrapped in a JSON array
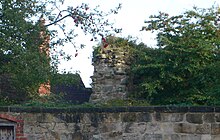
[
  {"x1": 23, "y1": 123, "x2": 36, "y2": 134},
  {"x1": 66, "y1": 123, "x2": 77, "y2": 132},
  {"x1": 116, "y1": 86, "x2": 126, "y2": 92},
  {"x1": 32, "y1": 124, "x2": 49, "y2": 134},
  {"x1": 212, "y1": 135, "x2": 220, "y2": 140},
  {"x1": 53, "y1": 123, "x2": 69, "y2": 133},
  {"x1": 100, "y1": 132, "x2": 122, "y2": 140},
  {"x1": 64, "y1": 113, "x2": 82, "y2": 123},
  {"x1": 154, "y1": 113, "x2": 184, "y2": 122},
  {"x1": 26, "y1": 135, "x2": 37, "y2": 140},
  {"x1": 105, "y1": 74, "x2": 114, "y2": 79},
  {"x1": 114, "y1": 67, "x2": 126, "y2": 75},
  {"x1": 211, "y1": 124, "x2": 220, "y2": 135},
  {"x1": 109, "y1": 131, "x2": 123, "y2": 138},
  {"x1": 102, "y1": 85, "x2": 114, "y2": 93},
  {"x1": 170, "y1": 134, "x2": 180, "y2": 140},
  {"x1": 203, "y1": 113, "x2": 215, "y2": 123},
  {"x1": 72, "y1": 132, "x2": 84, "y2": 140},
  {"x1": 186, "y1": 113, "x2": 203, "y2": 124},
  {"x1": 36, "y1": 113, "x2": 47, "y2": 123},
  {"x1": 81, "y1": 113, "x2": 92, "y2": 124},
  {"x1": 194, "y1": 124, "x2": 210, "y2": 134},
  {"x1": 23, "y1": 113, "x2": 38, "y2": 123},
  {"x1": 123, "y1": 122, "x2": 146, "y2": 134},
  {"x1": 123, "y1": 123, "x2": 133, "y2": 133},
  {"x1": 136, "y1": 112, "x2": 152, "y2": 122},
  {"x1": 163, "y1": 134, "x2": 180, "y2": 140},
  {"x1": 60, "y1": 133, "x2": 74, "y2": 140},
  {"x1": 174, "y1": 123, "x2": 196, "y2": 134},
  {"x1": 89, "y1": 113, "x2": 105, "y2": 127},
  {"x1": 145, "y1": 123, "x2": 162, "y2": 133},
  {"x1": 51, "y1": 131, "x2": 61, "y2": 139},
  {"x1": 201, "y1": 135, "x2": 211, "y2": 140},
  {"x1": 122, "y1": 133, "x2": 140, "y2": 140},
  {"x1": 121, "y1": 112, "x2": 137, "y2": 122},
  {"x1": 180, "y1": 134, "x2": 201, "y2": 140},
  {"x1": 92, "y1": 134, "x2": 101, "y2": 140},
  {"x1": 174, "y1": 123, "x2": 210, "y2": 134},
  {"x1": 91, "y1": 85, "x2": 100, "y2": 93},
  {"x1": 99, "y1": 122, "x2": 122, "y2": 133},
  {"x1": 32, "y1": 134, "x2": 46, "y2": 140},
  {"x1": 161, "y1": 123, "x2": 175, "y2": 133},
  {"x1": 81, "y1": 124, "x2": 99, "y2": 134},
  {"x1": 137, "y1": 122, "x2": 148, "y2": 134},
  {"x1": 142, "y1": 134, "x2": 163, "y2": 140},
  {"x1": 102, "y1": 113, "x2": 121, "y2": 123},
  {"x1": 215, "y1": 113, "x2": 220, "y2": 122}
]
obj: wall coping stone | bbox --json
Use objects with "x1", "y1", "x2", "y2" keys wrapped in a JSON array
[{"x1": 0, "y1": 106, "x2": 219, "y2": 113}]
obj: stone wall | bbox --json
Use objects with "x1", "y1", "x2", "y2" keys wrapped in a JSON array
[
  {"x1": 90, "y1": 37, "x2": 132, "y2": 103},
  {"x1": 1, "y1": 106, "x2": 220, "y2": 140}
]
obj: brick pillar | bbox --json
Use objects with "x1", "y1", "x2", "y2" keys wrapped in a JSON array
[
  {"x1": 90, "y1": 37, "x2": 132, "y2": 103},
  {"x1": 38, "y1": 18, "x2": 50, "y2": 96}
]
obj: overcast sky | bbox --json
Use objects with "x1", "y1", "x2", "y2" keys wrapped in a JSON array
[{"x1": 57, "y1": 0, "x2": 220, "y2": 87}]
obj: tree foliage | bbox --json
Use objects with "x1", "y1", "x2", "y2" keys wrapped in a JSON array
[
  {"x1": 131, "y1": 6, "x2": 220, "y2": 105},
  {"x1": 0, "y1": 0, "x2": 121, "y2": 103}
]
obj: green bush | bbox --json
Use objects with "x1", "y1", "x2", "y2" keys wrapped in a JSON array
[{"x1": 130, "y1": 6, "x2": 220, "y2": 105}]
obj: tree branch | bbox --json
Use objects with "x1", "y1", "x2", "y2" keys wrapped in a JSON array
[{"x1": 45, "y1": 14, "x2": 71, "y2": 27}]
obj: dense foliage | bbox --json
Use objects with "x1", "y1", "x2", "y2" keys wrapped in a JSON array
[
  {"x1": 131, "y1": 6, "x2": 220, "y2": 105},
  {"x1": 0, "y1": 0, "x2": 121, "y2": 103},
  {"x1": 0, "y1": 0, "x2": 50, "y2": 102}
]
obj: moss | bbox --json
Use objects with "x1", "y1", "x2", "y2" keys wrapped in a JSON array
[{"x1": 102, "y1": 99, "x2": 150, "y2": 107}]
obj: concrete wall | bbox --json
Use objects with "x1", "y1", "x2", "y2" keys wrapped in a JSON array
[{"x1": 1, "y1": 106, "x2": 220, "y2": 140}]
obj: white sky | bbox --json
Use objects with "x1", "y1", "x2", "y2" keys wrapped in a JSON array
[{"x1": 58, "y1": 0, "x2": 220, "y2": 87}]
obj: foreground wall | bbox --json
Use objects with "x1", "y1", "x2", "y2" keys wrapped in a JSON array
[{"x1": 1, "y1": 106, "x2": 220, "y2": 140}]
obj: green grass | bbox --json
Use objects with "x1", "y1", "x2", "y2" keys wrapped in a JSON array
[{"x1": 0, "y1": 98, "x2": 150, "y2": 108}]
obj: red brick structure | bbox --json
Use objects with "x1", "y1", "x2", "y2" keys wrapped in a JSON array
[
  {"x1": 38, "y1": 81, "x2": 51, "y2": 96},
  {"x1": 0, "y1": 114, "x2": 26, "y2": 140},
  {"x1": 38, "y1": 18, "x2": 51, "y2": 96}
]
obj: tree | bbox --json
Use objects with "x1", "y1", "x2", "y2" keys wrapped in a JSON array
[
  {"x1": 0, "y1": 0, "x2": 121, "y2": 103},
  {"x1": 131, "y1": 6, "x2": 220, "y2": 105}
]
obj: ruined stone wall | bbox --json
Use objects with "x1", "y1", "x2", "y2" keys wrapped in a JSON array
[
  {"x1": 1, "y1": 106, "x2": 220, "y2": 140},
  {"x1": 90, "y1": 37, "x2": 132, "y2": 103}
]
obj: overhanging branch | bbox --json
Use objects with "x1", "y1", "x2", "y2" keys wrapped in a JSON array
[{"x1": 45, "y1": 14, "x2": 71, "y2": 27}]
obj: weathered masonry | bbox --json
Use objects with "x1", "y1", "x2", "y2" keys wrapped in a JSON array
[
  {"x1": 1, "y1": 106, "x2": 220, "y2": 140},
  {"x1": 91, "y1": 37, "x2": 132, "y2": 103}
]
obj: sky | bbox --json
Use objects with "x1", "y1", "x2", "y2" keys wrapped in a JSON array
[{"x1": 57, "y1": 0, "x2": 220, "y2": 87}]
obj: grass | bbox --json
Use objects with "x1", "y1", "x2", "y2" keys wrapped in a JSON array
[{"x1": 0, "y1": 98, "x2": 150, "y2": 108}]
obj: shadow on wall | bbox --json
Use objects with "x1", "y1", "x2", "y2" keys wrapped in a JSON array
[
  {"x1": 51, "y1": 73, "x2": 92, "y2": 104},
  {"x1": 52, "y1": 85, "x2": 92, "y2": 104}
]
